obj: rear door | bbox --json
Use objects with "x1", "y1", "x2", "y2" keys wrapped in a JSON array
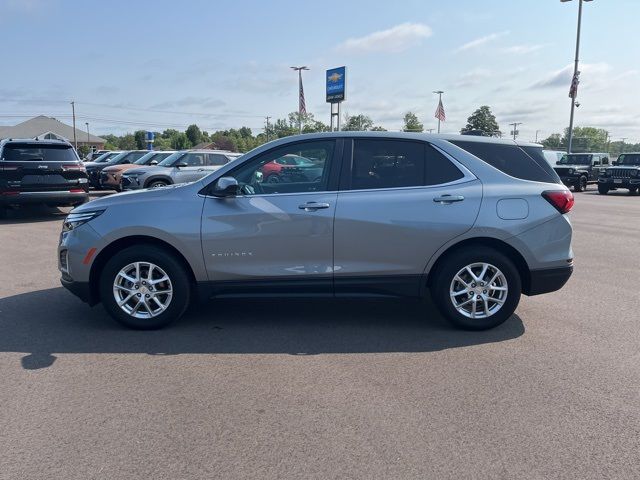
[
  {"x1": 173, "y1": 152, "x2": 207, "y2": 183},
  {"x1": 333, "y1": 138, "x2": 482, "y2": 296},
  {"x1": 0, "y1": 143, "x2": 86, "y2": 193}
]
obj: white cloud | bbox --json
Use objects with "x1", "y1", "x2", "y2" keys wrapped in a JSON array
[
  {"x1": 453, "y1": 68, "x2": 492, "y2": 88},
  {"x1": 336, "y1": 23, "x2": 432, "y2": 54},
  {"x1": 455, "y1": 31, "x2": 509, "y2": 52},
  {"x1": 531, "y1": 63, "x2": 612, "y2": 89}
]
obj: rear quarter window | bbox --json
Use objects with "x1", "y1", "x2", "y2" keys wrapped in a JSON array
[{"x1": 450, "y1": 141, "x2": 560, "y2": 184}]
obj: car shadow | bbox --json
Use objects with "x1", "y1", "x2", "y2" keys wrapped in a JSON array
[
  {"x1": 0, "y1": 205, "x2": 70, "y2": 225},
  {"x1": 0, "y1": 288, "x2": 525, "y2": 370}
]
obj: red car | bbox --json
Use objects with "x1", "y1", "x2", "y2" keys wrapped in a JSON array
[{"x1": 260, "y1": 154, "x2": 323, "y2": 183}]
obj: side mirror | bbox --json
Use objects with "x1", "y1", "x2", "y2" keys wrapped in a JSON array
[
  {"x1": 612, "y1": 161, "x2": 618, "y2": 166},
  {"x1": 149, "y1": 160, "x2": 158, "y2": 165},
  {"x1": 212, "y1": 176, "x2": 239, "y2": 197},
  {"x1": 176, "y1": 162, "x2": 188, "y2": 168},
  {"x1": 556, "y1": 161, "x2": 561, "y2": 165}
]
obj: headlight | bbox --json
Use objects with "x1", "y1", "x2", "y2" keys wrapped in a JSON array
[
  {"x1": 633, "y1": 170, "x2": 639, "y2": 177},
  {"x1": 62, "y1": 210, "x2": 104, "y2": 232},
  {"x1": 568, "y1": 169, "x2": 574, "y2": 175}
]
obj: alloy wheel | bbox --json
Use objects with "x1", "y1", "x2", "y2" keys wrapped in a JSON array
[
  {"x1": 449, "y1": 262, "x2": 508, "y2": 319},
  {"x1": 112, "y1": 262, "x2": 173, "y2": 319}
]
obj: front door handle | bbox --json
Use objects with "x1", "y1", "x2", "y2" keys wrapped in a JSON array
[
  {"x1": 298, "y1": 202, "x2": 330, "y2": 211},
  {"x1": 433, "y1": 194, "x2": 465, "y2": 204}
]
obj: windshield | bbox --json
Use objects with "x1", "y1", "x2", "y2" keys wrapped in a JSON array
[
  {"x1": 1, "y1": 143, "x2": 79, "y2": 162},
  {"x1": 134, "y1": 152, "x2": 164, "y2": 165},
  {"x1": 617, "y1": 154, "x2": 640, "y2": 166},
  {"x1": 158, "y1": 151, "x2": 186, "y2": 167},
  {"x1": 92, "y1": 152, "x2": 113, "y2": 162},
  {"x1": 558, "y1": 154, "x2": 592, "y2": 165}
]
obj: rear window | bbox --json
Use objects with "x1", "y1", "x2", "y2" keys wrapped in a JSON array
[
  {"x1": 1, "y1": 143, "x2": 79, "y2": 162},
  {"x1": 449, "y1": 141, "x2": 560, "y2": 183}
]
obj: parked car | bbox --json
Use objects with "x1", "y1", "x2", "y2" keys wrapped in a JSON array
[
  {"x1": 84, "y1": 150, "x2": 148, "y2": 188},
  {"x1": 100, "y1": 151, "x2": 176, "y2": 191},
  {"x1": 543, "y1": 150, "x2": 563, "y2": 167},
  {"x1": 598, "y1": 152, "x2": 640, "y2": 195},
  {"x1": 86, "y1": 149, "x2": 110, "y2": 161},
  {"x1": 260, "y1": 154, "x2": 324, "y2": 183},
  {"x1": 553, "y1": 152, "x2": 610, "y2": 192},
  {"x1": 86, "y1": 151, "x2": 121, "y2": 163},
  {"x1": 0, "y1": 138, "x2": 88, "y2": 217},
  {"x1": 59, "y1": 132, "x2": 573, "y2": 330},
  {"x1": 121, "y1": 150, "x2": 240, "y2": 190}
]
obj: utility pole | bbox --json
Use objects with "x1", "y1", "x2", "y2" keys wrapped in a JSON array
[
  {"x1": 85, "y1": 122, "x2": 90, "y2": 144},
  {"x1": 535, "y1": 130, "x2": 541, "y2": 143},
  {"x1": 265, "y1": 116, "x2": 271, "y2": 141},
  {"x1": 433, "y1": 90, "x2": 444, "y2": 133},
  {"x1": 509, "y1": 122, "x2": 523, "y2": 140},
  {"x1": 290, "y1": 66, "x2": 309, "y2": 134},
  {"x1": 70, "y1": 101, "x2": 77, "y2": 149},
  {"x1": 562, "y1": 0, "x2": 593, "y2": 154}
]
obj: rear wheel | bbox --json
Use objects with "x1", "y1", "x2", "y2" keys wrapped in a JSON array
[
  {"x1": 99, "y1": 245, "x2": 191, "y2": 329},
  {"x1": 598, "y1": 184, "x2": 609, "y2": 195},
  {"x1": 431, "y1": 247, "x2": 521, "y2": 330}
]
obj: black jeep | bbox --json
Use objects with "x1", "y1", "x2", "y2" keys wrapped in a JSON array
[
  {"x1": 553, "y1": 152, "x2": 610, "y2": 192},
  {"x1": 598, "y1": 153, "x2": 640, "y2": 195},
  {"x1": 0, "y1": 138, "x2": 88, "y2": 217}
]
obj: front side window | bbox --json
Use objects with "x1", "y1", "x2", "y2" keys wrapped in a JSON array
[
  {"x1": 228, "y1": 140, "x2": 334, "y2": 195},
  {"x1": 1, "y1": 144, "x2": 79, "y2": 162}
]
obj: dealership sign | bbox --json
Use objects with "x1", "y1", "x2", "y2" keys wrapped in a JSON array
[{"x1": 326, "y1": 66, "x2": 346, "y2": 103}]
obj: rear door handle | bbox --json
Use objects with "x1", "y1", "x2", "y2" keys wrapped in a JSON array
[
  {"x1": 298, "y1": 202, "x2": 330, "y2": 211},
  {"x1": 433, "y1": 195, "x2": 465, "y2": 204}
]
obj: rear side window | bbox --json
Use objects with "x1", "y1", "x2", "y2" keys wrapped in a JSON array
[
  {"x1": 450, "y1": 141, "x2": 559, "y2": 183},
  {"x1": 207, "y1": 154, "x2": 229, "y2": 166},
  {"x1": 1, "y1": 143, "x2": 78, "y2": 162}
]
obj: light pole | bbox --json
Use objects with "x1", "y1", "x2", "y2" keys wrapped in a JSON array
[
  {"x1": 433, "y1": 90, "x2": 444, "y2": 133},
  {"x1": 85, "y1": 122, "x2": 90, "y2": 144},
  {"x1": 291, "y1": 66, "x2": 309, "y2": 134},
  {"x1": 70, "y1": 101, "x2": 77, "y2": 149},
  {"x1": 562, "y1": 0, "x2": 593, "y2": 154},
  {"x1": 509, "y1": 122, "x2": 523, "y2": 140}
]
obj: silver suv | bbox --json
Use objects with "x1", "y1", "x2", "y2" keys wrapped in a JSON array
[
  {"x1": 121, "y1": 149, "x2": 241, "y2": 189},
  {"x1": 59, "y1": 132, "x2": 574, "y2": 330}
]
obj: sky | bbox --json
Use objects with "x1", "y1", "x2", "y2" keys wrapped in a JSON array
[{"x1": 0, "y1": 0, "x2": 638, "y2": 143}]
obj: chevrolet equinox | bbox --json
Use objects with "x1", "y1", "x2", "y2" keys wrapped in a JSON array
[{"x1": 59, "y1": 132, "x2": 574, "y2": 330}]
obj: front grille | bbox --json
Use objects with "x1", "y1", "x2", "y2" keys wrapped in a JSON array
[
  {"x1": 554, "y1": 167, "x2": 573, "y2": 176},
  {"x1": 610, "y1": 169, "x2": 634, "y2": 178}
]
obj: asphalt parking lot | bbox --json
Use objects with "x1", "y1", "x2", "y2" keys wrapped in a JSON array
[{"x1": 1, "y1": 190, "x2": 639, "y2": 479}]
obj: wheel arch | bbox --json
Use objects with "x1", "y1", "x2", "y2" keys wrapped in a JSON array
[
  {"x1": 143, "y1": 175, "x2": 173, "y2": 188},
  {"x1": 424, "y1": 237, "x2": 531, "y2": 295},
  {"x1": 89, "y1": 235, "x2": 197, "y2": 305}
]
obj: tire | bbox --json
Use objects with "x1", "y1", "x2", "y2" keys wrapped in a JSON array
[
  {"x1": 430, "y1": 247, "x2": 521, "y2": 330},
  {"x1": 574, "y1": 176, "x2": 587, "y2": 192},
  {"x1": 598, "y1": 184, "x2": 609, "y2": 195},
  {"x1": 629, "y1": 187, "x2": 638, "y2": 195},
  {"x1": 265, "y1": 174, "x2": 280, "y2": 184},
  {"x1": 147, "y1": 179, "x2": 169, "y2": 189},
  {"x1": 99, "y1": 245, "x2": 191, "y2": 329},
  {"x1": 0, "y1": 207, "x2": 7, "y2": 219}
]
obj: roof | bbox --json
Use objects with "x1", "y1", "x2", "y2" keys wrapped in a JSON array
[{"x1": 0, "y1": 115, "x2": 106, "y2": 143}]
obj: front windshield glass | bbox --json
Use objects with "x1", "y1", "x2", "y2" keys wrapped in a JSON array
[
  {"x1": 105, "y1": 151, "x2": 128, "y2": 164},
  {"x1": 558, "y1": 154, "x2": 591, "y2": 165},
  {"x1": 134, "y1": 152, "x2": 160, "y2": 165},
  {"x1": 93, "y1": 152, "x2": 115, "y2": 162},
  {"x1": 617, "y1": 154, "x2": 640, "y2": 166},
  {"x1": 158, "y1": 151, "x2": 185, "y2": 167}
]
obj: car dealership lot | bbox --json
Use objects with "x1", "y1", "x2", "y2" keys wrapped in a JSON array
[{"x1": 1, "y1": 192, "x2": 639, "y2": 479}]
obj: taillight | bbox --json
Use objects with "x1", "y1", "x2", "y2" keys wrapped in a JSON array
[
  {"x1": 69, "y1": 188, "x2": 85, "y2": 193},
  {"x1": 542, "y1": 190, "x2": 574, "y2": 214}
]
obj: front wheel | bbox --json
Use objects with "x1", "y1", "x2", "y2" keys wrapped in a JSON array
[
  {"x1": 629, "y1": 187, "x2": 638, "y2": 195},
  {"x1": 431, "y1": 247, "x2": 521, "y2": 330},
  {"x1": 147, "y1": 180, "x2": 169, "y2": 189},
  {"x1": 598, "y1": 184, "x2": 609, "y2": 195},
  {"x1": 99, "y1": 245, "x2": 191, "y2": 329},
  {"x1": 574, "y1": 176, "x2": 587, "y2": 192}
]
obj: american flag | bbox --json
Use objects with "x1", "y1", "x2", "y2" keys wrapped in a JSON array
[
  {"x1": 569, "y1": 70, "x2": 580, "y2": 99},
  {"x1": 299, "y1": 75, "x2": 306, "y2": 115},
  {"x1": 435, "y1": 98, "x2": 446, "y2": 122}
]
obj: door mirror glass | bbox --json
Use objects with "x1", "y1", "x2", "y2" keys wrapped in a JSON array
[
  {"x1": 149, "y1": 160, "x2": 158, "y2": 165},
  {"x1": 212, "y1": 176, "x2": 239, "y2": 197}
]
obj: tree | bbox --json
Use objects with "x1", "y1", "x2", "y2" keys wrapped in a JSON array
[
  {"x1": 342, "y1": 113, "x2": 373, "y2": 131},
  {"x1": 152, "y1": 136, "x2": 172, "y2": 151},
  {"x1": 170, "y1": 132, "x2": 190, "y2": 150},
  {"x1": 118, "y1": 134, "x2": 137, "y2": 150},
  {"x1": 77, "y1": 145, "x2": 90, "y2": 158},
  {"x1": 134, "y1": 130, "x2": 147, "y2": 149},
  {"x1": 541, "y1": 133, "x2": 563, "y2": 149},
  {"x1": 370, "y1": 125, "x2": 387, "y2": 131},
  {"x1": 185, "y1": 124, "x2": 203, "y2": 146},
  {"x1": 403, "y1": 112, "x2": 423, "y2": 132},
  {"x1": 460, "y1": 106, "x2": 501, "y2": 137},
  {"x1": 541, "y1": 127, "x2": 612, "y2": 152}
]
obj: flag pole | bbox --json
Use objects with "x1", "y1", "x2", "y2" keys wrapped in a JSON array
[{"x1": 291, "y1": 66, "x2": 309, "y2": 135}]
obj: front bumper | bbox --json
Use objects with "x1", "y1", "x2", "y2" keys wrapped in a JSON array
[
  {"x1": 0, "y1": 189, "x2": 88, "y2": 206},
  {"x1": 121, "y1": 176, "x2": 143, "y2": 190},
  {"x1": 598, "y1": 177, "x2": 640, "y2": 187},
  {"x1": 100, "y1": 171, "x2": 121, "y2": 190},
  {"x1": 60, "y1": 275, "x2": 95, "y2": 304},
  {"x1": 560, "y1": 176, "x2": 581, "y2": 187},
  {"x1": 526, "y1": 265, "x2": 573, "y2": 296}
]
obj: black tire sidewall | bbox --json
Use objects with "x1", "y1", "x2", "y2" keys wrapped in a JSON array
[
  {"x1": 431, "y1": 247, "x2": 521, "y2": 330},
  {"x1": 598, "y1": 185, "x2": 609, "y2": 195},
  {"x1": 147, "y1": 180, "x2": 168, "y2": 188},
  {"x1": 99, "y1": 245, "x2": 191, "y2": 329}
]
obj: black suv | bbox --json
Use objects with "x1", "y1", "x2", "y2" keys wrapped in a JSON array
[
  {"x1": 0, "y1": 138, "x2": 88, "y2": 216},
  {"x1": 598, "y1": 152, "x2": 640, "y2": 195},
  {"x1": 84, "y1": 150, "x2": 148, "y2": 188},
  {"x1": 553, "y1": 152, "x2": 610, "y2": 192}
]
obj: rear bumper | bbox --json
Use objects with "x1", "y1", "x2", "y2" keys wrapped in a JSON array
[
  {"x1": 526, "y1": 265, "x2": 573, "y2": 296},
  {"x1": 0, "y1": 190, "x2": 88, "y2": 206}
]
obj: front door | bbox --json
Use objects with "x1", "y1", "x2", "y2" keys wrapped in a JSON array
[{"x1": 201, "y1": 139, "x2": 339, "y2": 294}]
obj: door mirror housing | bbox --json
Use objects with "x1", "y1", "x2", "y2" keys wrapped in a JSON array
[
  {"x1": 176, "y1": 162, "x2": 188, "y2": 168},
  {"x1": 212, "y1": 176, "x2": 239, "y2": 197},
  {"x1": 149, "y1": 160, "x2": 158, "y2": 165}
]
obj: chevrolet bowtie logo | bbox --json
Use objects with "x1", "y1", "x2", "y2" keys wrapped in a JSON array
[{"x1": 327, "y1": 72, "x2": 343, "y2": 83}]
